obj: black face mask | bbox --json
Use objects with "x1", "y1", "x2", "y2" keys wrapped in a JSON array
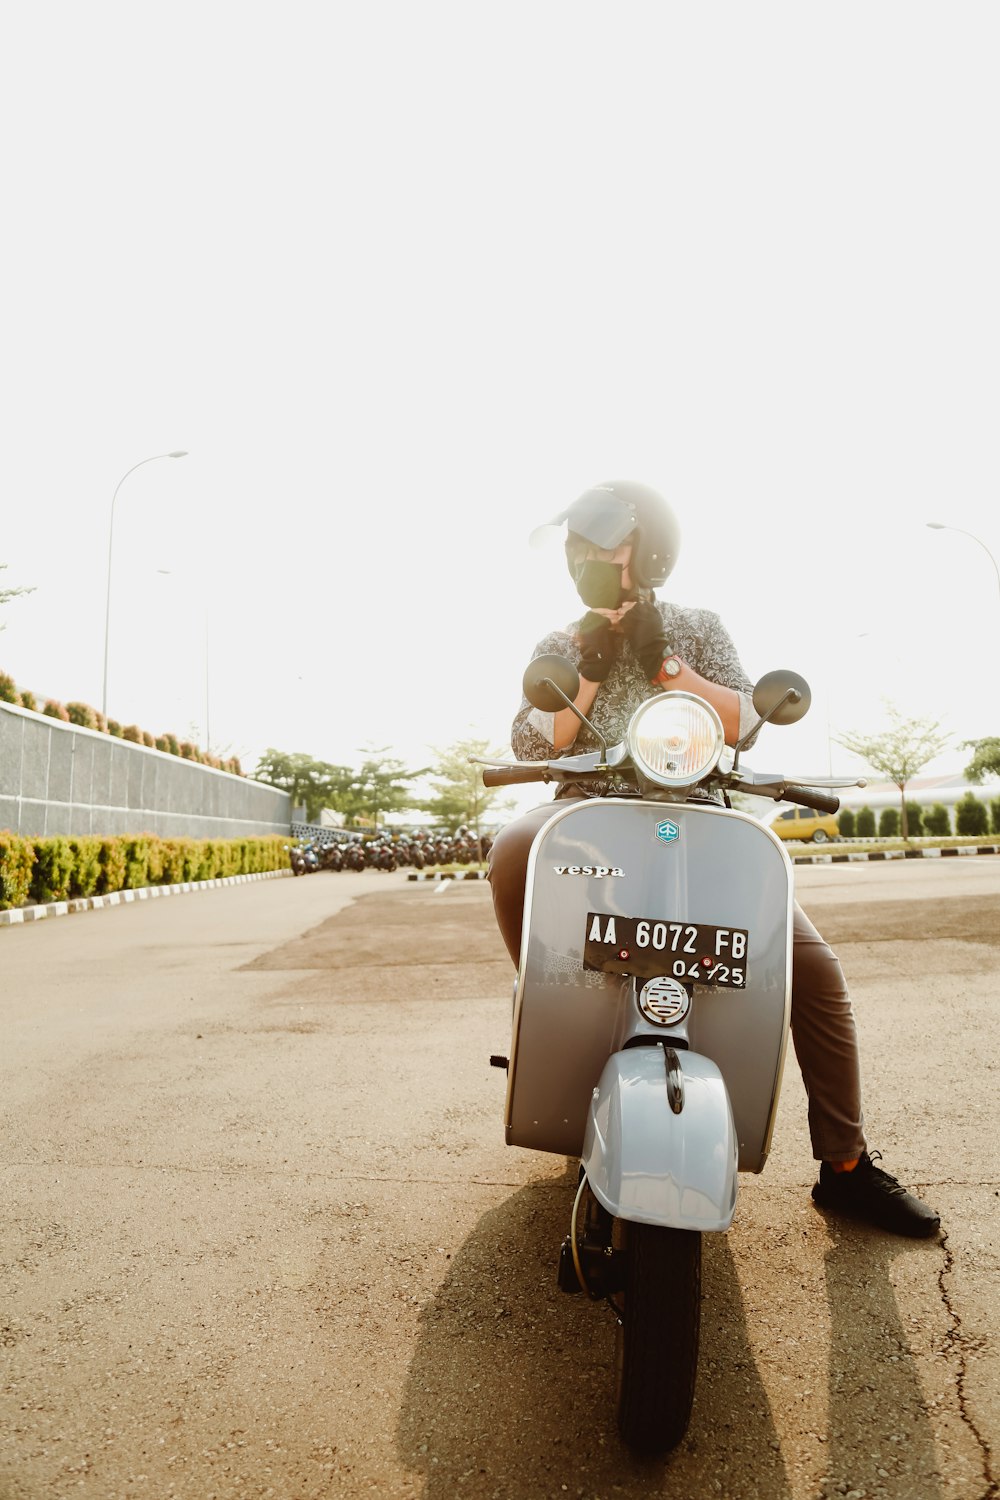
[{"x1": 573, "y1": 559, "x2": 637, "y2": 610}]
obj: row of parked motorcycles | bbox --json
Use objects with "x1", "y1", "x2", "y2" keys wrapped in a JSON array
[{"x1": 286, "y1": 826, "x2": 493, "y2": 876}]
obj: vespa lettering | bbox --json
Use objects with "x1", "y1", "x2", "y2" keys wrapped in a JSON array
[{"x1": 554, "y1": 865, "x2": 625, "y2": 878}]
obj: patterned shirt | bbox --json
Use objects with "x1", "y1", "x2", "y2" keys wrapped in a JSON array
[{"x1": 511, "y1": 601, "x2": 757, "y2": 799}]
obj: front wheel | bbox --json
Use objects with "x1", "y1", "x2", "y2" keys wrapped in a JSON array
[
  {"x1": 614, "y1": 1220, "x2": 701, "y2": 1454},
  {"x1": 812, "y1": 828, "x2": 829, "y2": 844}
]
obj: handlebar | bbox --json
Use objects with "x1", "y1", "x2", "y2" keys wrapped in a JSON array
[
  {"x1": 479, "y1": 763, "x2": 842, "y2": 811},
  {"x1": 782, "y1": 784, "x2": 841, "y2": 814},
  {"x1": 483, "y1": 766, "x2": 554, "y2": 787}
]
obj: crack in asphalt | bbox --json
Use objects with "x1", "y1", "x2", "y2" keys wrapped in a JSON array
[{"x1": 938, "y1": 1231, "x2": 998, "y2": 1500}]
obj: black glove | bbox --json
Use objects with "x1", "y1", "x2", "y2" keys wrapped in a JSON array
[
  {"x1": 577, "y1": 612, "x2": 617, "y2": 683},
  {"x1": 622, "y1": 600, "x2": 671, "y2": 679}
]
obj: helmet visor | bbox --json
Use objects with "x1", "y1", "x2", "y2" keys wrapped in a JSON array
[{"x1": 532, "y1": 487, "x2": 638, "y2": 551}]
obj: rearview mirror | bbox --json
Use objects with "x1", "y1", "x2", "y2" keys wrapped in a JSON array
[
  {"x1": 522, "y1": 653, "x2": 581, "y2": 712},
  {"x1": 752, "y1": 669, "x2": 811, "y2": 726}
]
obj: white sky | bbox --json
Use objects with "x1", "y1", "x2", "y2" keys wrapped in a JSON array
[{"x1": 3, "y1": 3, "x2": 998, "y2": 813}]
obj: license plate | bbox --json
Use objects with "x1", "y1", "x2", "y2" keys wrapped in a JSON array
[{"x1": 583, "y1": 912, "x2": 749, "y2": 988}]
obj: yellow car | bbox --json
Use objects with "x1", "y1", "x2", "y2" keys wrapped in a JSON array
[{"x1": 770, "y1": 806, "x2": 841, "y2": 844}]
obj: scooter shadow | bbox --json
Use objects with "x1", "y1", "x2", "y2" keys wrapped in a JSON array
[{"x1": 396, "y1": 1167, "x2": 794, "y2": 1498}]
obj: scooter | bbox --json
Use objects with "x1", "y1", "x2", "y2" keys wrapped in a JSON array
[
  {"x1": 479, "y1": 654, "x2": 864, "y2": 1455},
  {"x1": 286, "y1": 841, "x2": 318, "y2": 876}
]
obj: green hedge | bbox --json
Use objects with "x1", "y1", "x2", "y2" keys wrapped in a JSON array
[
  {"x1": 924, "y1": 803, "x2": 951, "y2": 836},
  {"x1": 955, "y1": 793, "x2": 989, "y2": 837},
  {"x1": 878, "y1": 807, "x2": 900, "y2": 837},
  {"x1": 856, "y1": 806, "x2": 876, "y2": 838},
  {"x1": 2, "y1": 832, "x2": 289, "y2": 910}
]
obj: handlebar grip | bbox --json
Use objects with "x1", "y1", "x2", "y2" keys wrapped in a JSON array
[
  {"x1": 783, "y1": 784, "x2": 841, "y2": 815},
  {"x1": 482, "y1": 766, "x2": 553, "y2": 787}
]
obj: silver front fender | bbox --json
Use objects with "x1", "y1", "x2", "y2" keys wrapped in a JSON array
[{"x1": 582, "y1": 1047, "x2": 739, "y2": 1232}]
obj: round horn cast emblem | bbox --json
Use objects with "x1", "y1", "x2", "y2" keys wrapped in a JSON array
[{"x1": 638, "y1": 976, "x2": 690, "y2": 1026}]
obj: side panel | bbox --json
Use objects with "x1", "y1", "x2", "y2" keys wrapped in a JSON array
[
  {"x1": 505, "y1": 799, "x2": 792, "y2": 1168},
  {"x1": 582, "y1": 1048, "x2": 739, "y2": 1232}
]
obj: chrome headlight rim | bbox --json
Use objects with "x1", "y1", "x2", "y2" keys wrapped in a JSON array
[{"x1": 627, "y1": 690, "x2": 726, "y2": 789}]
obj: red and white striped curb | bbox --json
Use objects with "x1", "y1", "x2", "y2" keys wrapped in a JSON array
[{"x1": 0, "y1": 868, "x2": 291, "y2": 925}]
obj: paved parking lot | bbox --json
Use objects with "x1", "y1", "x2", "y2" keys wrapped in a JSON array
[{"x1": 1, "y1": 859, "x2": 997, "y2": 1499}]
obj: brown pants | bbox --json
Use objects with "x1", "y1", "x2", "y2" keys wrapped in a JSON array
[{"x1": 487, "y1": 801, "x2": 867, "y2": 1164}]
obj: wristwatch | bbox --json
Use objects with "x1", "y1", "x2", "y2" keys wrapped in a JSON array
[{"x1": 653, "y1": 656, "x2": 682, "y2": 687}]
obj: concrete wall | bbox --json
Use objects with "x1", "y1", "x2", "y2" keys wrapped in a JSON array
[{"x1": 0, "y1": 701, "x2": 291, "y2": 840}]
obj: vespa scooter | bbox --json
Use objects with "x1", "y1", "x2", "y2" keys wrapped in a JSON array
[{"x1": 480, "y1": 655, "x2": 864, "y2": 1454}]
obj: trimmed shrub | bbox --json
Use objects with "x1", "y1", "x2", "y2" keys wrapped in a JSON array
[
  {"x1": 142, "y1": 731, "x2": 156, "y2": 749},
  {"x1": 164, "y1": 733, "x2": 180, "y2": 757},
  {"x1": 179, "y1": 741, "x2": 198, "y2": 761},
  {"x1": 19, "y1": 689, "x2": 37, "y2": 712},
  {"x1": 837, "y1": 808, "x2": 856, "y2": 839},
  {"x1": 97, "y1": 837, "x2": 127, "y2": 895},
  {"x1": 107, "y1": 719, "x2": 123, "y2": 738},
  {"x1": 0, "y1": 831, "x2": 34, "y2": 908},
  {"x1": 69, "y1": 837, "x2": 103, "y2": 898},
  {"x1": 121, "y1": 836, "x2": 152, "y2": 889},
  {"x1": 879, "y1": 806, "x2": 900, "y2": 837},
  {"x1": 3, "y1": 833, "x2": 286, "y2": 907},
  {"x1": 43, "y1": 699, "x2": 70, "y2": 721},
  {"x1": 0, "y1": 672, "x2": 22, "y2": 705},
  {"x1": 145, "y1": 837, "x2": 165, "y2": 884},
  {"x1": 856, "y1": 806, "x2": 876, "y2": 838},
  {"x1": 66, "y1": 702, "x2": 100, "y2": 730},
  {"x1": 990, "y1": 798, "x2": 1000, "y2": 837},
  {"x1": 955, "y1": 792, "x2": 989, "y2": 837},
  {"x1": 903, "y1": 801, "x2": 924, "y2": 837},
  {"x1": 121, "y1": 725, "x2": 143, "y2": 744},
  {"x1": 161, "y1": 839, "x2": 201, "y2": 883},
  {"x1": 30, "y1": 837, "x2": 75, "y2": 904},
  {"x1": 923, "y1": 803, "x2": 951, "y2": 836}
]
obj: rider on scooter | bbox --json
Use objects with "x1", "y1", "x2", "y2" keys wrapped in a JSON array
[{"x1": 488, "y1": 480, "x2": 939, "y2": 1239}]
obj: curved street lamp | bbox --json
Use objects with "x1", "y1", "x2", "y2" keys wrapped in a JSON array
[
  {"x1": 926, "y1": 521, "x2": 1000, "y2": 604},
  {"x1": 102, "y1": 451, "x2": 188, "y2": 719}
]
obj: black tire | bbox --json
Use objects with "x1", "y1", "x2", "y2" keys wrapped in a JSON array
[{"x1": 614, "y1": 1220, "x2": 701, "y2": 1454}]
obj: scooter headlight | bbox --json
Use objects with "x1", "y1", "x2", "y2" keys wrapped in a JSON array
[{"x1": 627, "y1": 692, "x2": 726, "y2": 789}]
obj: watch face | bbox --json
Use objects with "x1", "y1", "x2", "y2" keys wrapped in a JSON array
[{"x1": 663, "y1": 657, "x2": 680, "y2": 676}]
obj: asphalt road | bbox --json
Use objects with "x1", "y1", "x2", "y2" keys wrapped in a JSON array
[{"x1": 1, "y1": 859, "x2": 997, "y2": 1500}]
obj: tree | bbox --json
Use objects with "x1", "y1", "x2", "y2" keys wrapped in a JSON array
[
  {"x1": 836, "y1": 706, "x2": 950, "y2": 841},
  {"x1": 416, "y1": 736, "x2": 512, "y2": 846},
  {"x1": 962, "y1": 737, "x2": 1000, "y2": 784},
  {"x1": 348, "y1": 748, "x2": 427, "y2": 830},
  {"x1": 0, "y1": 564, "x2": 34, "y2": 628},
  {"x1": 253, "y1": 749, "x2": 355, "y2": 823}
]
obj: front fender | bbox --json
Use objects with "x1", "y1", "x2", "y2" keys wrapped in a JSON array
[{"x1": 582, "y1": 1046, "x2": 739, "y2": 1232}]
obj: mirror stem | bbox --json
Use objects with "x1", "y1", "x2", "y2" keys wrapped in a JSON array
[
  {"x1": 731, "y1": 688, "x2": 801, "y2": 773},
  {"x1": 539, "y1": 677, "x2": 609, "y2": 762}
]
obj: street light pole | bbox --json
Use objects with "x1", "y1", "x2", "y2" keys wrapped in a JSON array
[
  {"x1": 926, "y1": 521, "x2": 1000, "y2": 603},
  {"x1": 102, "y1": 451, "x2": 187, "y2": 720}
]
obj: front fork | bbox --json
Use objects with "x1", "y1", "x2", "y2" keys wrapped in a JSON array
[{"x1": 558, "y1": 1171, "x2": 622, "y2": 1298}]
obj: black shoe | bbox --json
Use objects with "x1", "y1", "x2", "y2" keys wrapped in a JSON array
[{"x1": 811, "y1": 1151, "x2": 941, "y2": 1238}]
